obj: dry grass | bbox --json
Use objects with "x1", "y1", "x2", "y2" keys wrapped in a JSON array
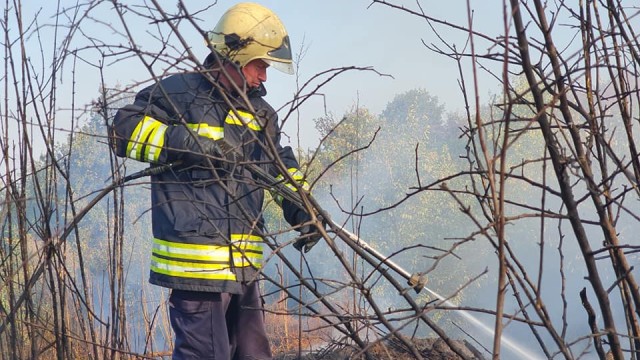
[{"x1": 264, "y1": 300, "x2": 332, "y2": 355}]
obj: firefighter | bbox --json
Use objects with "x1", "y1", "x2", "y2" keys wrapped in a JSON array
[{"x1": 110, "y1": 3, "x2": 320, "y2": 359}]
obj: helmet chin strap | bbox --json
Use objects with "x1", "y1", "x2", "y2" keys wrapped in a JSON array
[{"x1": 237, "y1": 66, "x2": 250, "y2": 93}]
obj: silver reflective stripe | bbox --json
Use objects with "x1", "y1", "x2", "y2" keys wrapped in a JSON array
[
  {"x1": 230, "y1": 234, "x2": 264, "y2": 268},
  {"x1": 127, "y1": 116, "x2": 168, "y2": 162},
  {"x1": 150, "y1": 258, "x2": 236, "y2": 280}
]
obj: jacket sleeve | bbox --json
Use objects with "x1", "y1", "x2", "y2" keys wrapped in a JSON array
[
  {"x1": 260, "y1": 104, "x2": 311, "y2": 228},
  {"x1": 277, "y1": 143, "x2": 311, "y2": 228},
  {"x1": 110, "y1": 86, "x2": 219, "y2": 166}
]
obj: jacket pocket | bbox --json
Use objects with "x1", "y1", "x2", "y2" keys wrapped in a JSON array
[{"x1": 172, "y1": 199, "x2": 226, "y2": 243}]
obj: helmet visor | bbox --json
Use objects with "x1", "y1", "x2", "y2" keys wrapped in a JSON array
[{"x1": 264, "y1": 59, "x2": 294, "y2": 75}]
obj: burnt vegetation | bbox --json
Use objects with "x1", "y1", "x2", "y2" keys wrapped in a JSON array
[{"x1": 0, "y1": 1, "x2": 639, "y2": 359}]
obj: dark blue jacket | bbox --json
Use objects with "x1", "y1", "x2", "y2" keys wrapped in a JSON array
[{"x1": 111, "y1": 69, "x2": 306, "y2": 293}]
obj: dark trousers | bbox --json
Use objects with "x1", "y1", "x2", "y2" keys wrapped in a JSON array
[{"x1": 169, "y1": 282, "x2": 272, "y2": 360}]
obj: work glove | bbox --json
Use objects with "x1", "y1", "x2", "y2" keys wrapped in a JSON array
[
  {"x1": 294, "y1": 223, "x2": 323, "y2": 253},
  {"x1": 181, "y1": 131, "x2": 241, "y2": 168},
  {"x1": 288, "y1": 207, "x2": 325, "y2": 253}
]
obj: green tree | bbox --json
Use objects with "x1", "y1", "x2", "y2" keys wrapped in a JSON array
[{"x1": 311, "y1": 89, "x2": 478, "y2": 329}]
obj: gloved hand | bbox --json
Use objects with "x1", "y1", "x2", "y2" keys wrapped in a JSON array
[
  {"x1": 293, "y1": 224, "x2": 323, "y2": 253},
  {"x1": 287, "y1": 206, "x2": 325, "y2": 253},
  {"x1": 211, "y1": 138, "x2": 242, "y2": 164},
  {"x1": 180, "y1": 131, "x2": 241, "y2": 168}
]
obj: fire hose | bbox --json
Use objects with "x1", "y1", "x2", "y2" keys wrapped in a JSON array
[
  {"x1": 107, "y1": 147, "x2": 429, "y2": 294},
  {"x1": 121, "y1": 142, "x2": 429, "y2": 293},
  {"x1": 228, "y1": 150, "x2": 428, "y2": 294}
]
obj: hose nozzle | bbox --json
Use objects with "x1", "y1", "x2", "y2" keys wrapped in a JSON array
[{"x1": 408, "y1": 273, "x2": 428, "y2": 294}]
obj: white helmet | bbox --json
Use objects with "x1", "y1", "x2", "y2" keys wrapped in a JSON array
[{"x1": 207, "y1": 3, "x2": 293, "y2": 74}]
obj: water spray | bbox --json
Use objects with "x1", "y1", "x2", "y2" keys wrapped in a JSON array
[
  {"x1": 121, "y1": 148, "x2": 537, "y2": 358},
  {"x1": 241, "y1": 153, "x2": 542, "y2": 359},
  {"x1": 424, "y1": 287, "x2": 542, "y2": 360}
]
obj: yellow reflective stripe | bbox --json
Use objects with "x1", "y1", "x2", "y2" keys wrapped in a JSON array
[
  {"x1": 152, "y1": 255, "x2": 230, "y2": 270},
  {"x1": 232, "y1": 242, "x2": 263, "y2": 267},
  {"x1": 229, "y1": 234, "x2": 263, "y2": 268},
  {"x1": 275, "y1": 174, "x2": 295, "y2": 192},
  {"x1": 233, "y1": 256, "x2": 262, "y2": 268},
  {"x1": 127, "y1": 116, "x2": 168, "y2": 162},
  {"x1": 152, "y1": 236, "x2": 263, "y2": 269},
  {"x1": 273, "y1": 168, "x2": 309, "y2": 205},
  {"x1": 152, "y1": 247, "x2": 230, "y2": 262},
  {"x1": 230, "y1": 234, "x2": 262, "y2": 242},
  {"x1": 153, "y1": 238, "x2": 231, "y2": 262},
  {"x1": 275, "y1": 168, "x2": 309, "y2": 192},
  {"x1": 126, "y1": 119, "x2": 146, "y2": 159},
  {"x1": 287, "y1": 168, "x2": 308, "y2": 188},
  {"x1": 230, "y1": 234, "x2": 262, "y2": 253},
  {"x1": 154, "y1": 238, "x2": 228, "y2": 252},
  {"x1": 150, "y1": 257, "x2": 236, "y2": 281},
  {"x1": 231, "y1": 241, "x2": 262, "y2": 255},
  {"x1": 287, "y1": 168, "x2": 303, "y2": 177},
  {"x1": 225, "y1": 109, "x2": 262, "y2": 131},
  {"x1": 186, "y1": 123, "x2": 224, "y2": 140},
  {"x1": 231, "y1": 242, "x2": 262, "y2": 253},
  {"x1": 232, "y1": 252, "x2": 263, "y2": 268}
]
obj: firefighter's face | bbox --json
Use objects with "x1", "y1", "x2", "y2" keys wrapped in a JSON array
[{"x1": 241, "y1": 59, "x2": 268, "y2": 89}]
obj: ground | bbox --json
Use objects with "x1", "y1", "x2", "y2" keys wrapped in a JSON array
[{"x1": 273, "y1": 338, "x2": 486, "y2": 359}]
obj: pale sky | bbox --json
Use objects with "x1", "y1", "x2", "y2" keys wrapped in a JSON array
[
  {"x1": 19, "y1": 0, "x2": 506, "y2": 150},
  {"x1": 213, "y1": 0, "x2": 504, "y2": 148}
]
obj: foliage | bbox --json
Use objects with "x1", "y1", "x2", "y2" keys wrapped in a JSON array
[{"x1": 311, "y1": 89, "x2": 480, "y2": 333}]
